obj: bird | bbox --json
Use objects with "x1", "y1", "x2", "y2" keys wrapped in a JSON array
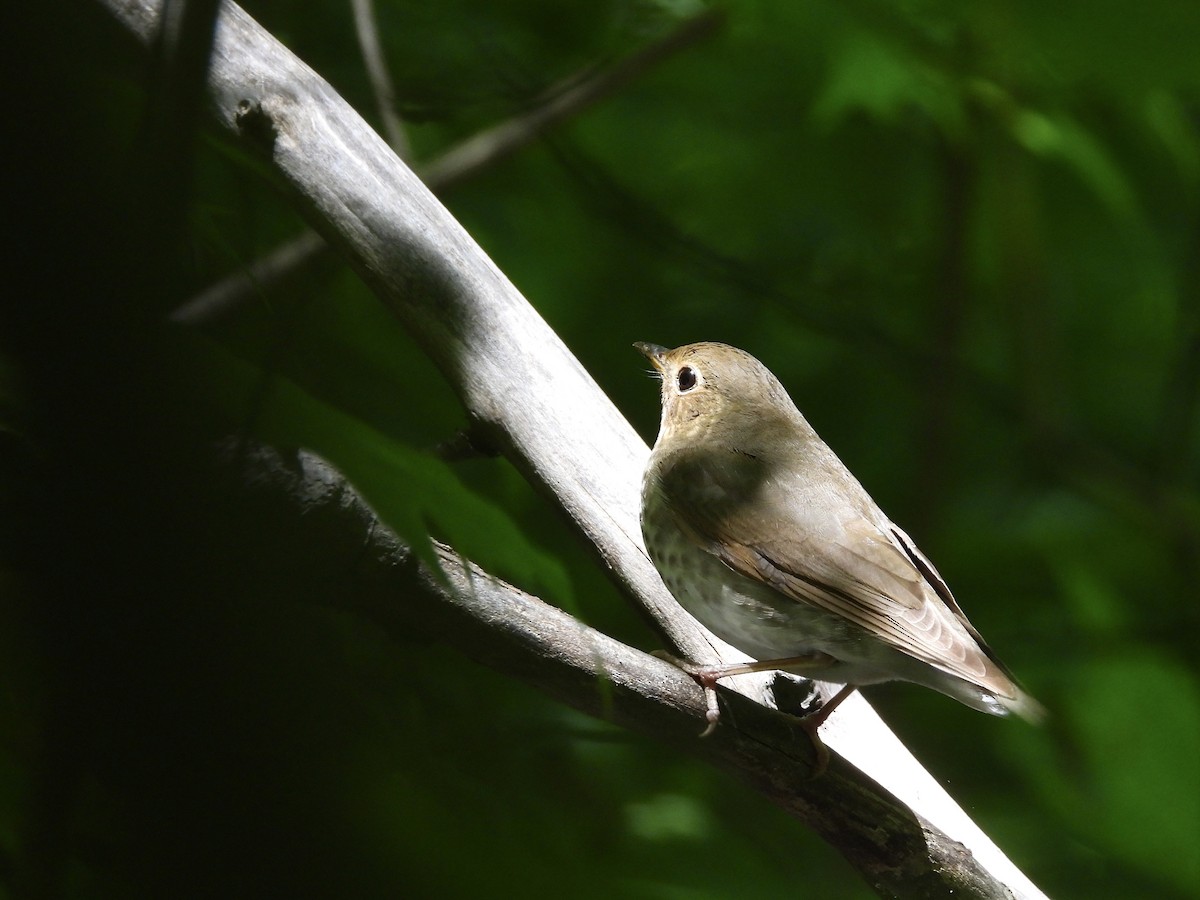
[{"x1": 635, "y1": 340, "x2": 1041, "y2": 772}]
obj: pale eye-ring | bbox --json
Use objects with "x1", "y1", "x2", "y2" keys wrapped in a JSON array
[{"x1": 677, "y1": 366, "x2": 697, "y2": 392}]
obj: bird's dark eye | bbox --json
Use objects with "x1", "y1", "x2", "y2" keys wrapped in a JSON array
[{"x1": 677, "y1": 366, "x2": 697, "y2": 392}]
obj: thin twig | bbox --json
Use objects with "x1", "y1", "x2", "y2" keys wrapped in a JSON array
[
  {"x1": 349, "y1": 0, "x2": 410, "y2": 158},
  {"x1": 419, "y1": 8, "x2": 725, "y2": 191},
  {"x1": 169, "y1": 228, "x2": 326, "y2": 324}
]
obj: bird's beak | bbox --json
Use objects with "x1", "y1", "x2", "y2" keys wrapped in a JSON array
[{"x1": 634, "y1": 341, "x2": 668, "y2": 373}]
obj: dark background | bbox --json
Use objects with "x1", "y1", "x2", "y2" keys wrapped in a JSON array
[{"x1": 3, "y1": 1, "x2": 1197, "y2": 897}]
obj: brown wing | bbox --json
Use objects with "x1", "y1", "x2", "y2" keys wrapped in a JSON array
[{"x1": 657, "y1": 447, "x2": 1020, "y2": 697}]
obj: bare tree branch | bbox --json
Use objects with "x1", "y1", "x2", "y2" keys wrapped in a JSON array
[{"x1": 99, "y1": 1, "x2": 1047, "y2": 896}]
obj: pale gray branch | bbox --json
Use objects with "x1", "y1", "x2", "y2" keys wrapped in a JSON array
[{"x1": 100, "y1": 1, "x2": 1046, "y2": 896}]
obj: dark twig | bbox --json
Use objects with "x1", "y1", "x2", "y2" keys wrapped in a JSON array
[
  {"x1": 169, "y1": 228, "x2": 326, "y2": 324},
  {"x1": 349, "y1": 0, "x2": 410, "y2": 158},
  {"x1": 419, "y1": 9, "x2": 724, "y2": 191}
]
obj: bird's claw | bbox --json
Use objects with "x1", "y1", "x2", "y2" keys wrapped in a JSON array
[
  {"x1": 698, "y1": 685, "x2": 721, "y2": 737},
  {"x1": 652, "y1": 650, "x2": 725, "y2": 734},
  {"x1": 799, "y1": 714, "x2": 831, "y2": 778}
]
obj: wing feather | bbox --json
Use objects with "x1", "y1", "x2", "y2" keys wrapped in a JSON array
[{"x1": 657, "y1": 447, "x2": 1019, "y2": 696}]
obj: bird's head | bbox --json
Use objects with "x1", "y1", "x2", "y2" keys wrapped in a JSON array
[{"x1": 634, "y1": 341, "x2": 800, "y2": 448}]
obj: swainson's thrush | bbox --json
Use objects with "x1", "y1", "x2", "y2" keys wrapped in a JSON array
[{"x1": 636, "y1": 341, "x2": 1041, "y2": 767}]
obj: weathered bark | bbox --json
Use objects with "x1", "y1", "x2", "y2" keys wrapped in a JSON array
[{"x1": 96, "y1": 1, "x2": 1047, "y2": 897}]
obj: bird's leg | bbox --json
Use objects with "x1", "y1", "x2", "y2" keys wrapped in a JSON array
[
  {"x1": 652, "y1": 650, "x2": 847, "y2": 767},
  {"x1": 794, "y1": 682, "x2": 858, "y2": 777},
  {"x1": 721, "y1": 656, "x2": 855, "y2": 776},
  {"x1": 654, "y1": 650, "x2": 837, "y2": 685}
]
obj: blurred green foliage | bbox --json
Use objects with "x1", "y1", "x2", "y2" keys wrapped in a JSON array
[{"x1": 3, "y1": 0, "x2": 1198, "y2": 897}]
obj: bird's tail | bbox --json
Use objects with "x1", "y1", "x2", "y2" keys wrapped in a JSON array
[{"x1": 994, "y1": 685, "x2": 1046, "y2": 724}]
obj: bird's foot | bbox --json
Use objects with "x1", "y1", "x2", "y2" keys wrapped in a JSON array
[
  {"x1": 798, "y1": 714, "x2": 832, "y2": 778},
  {"x1": 652, "y1": 651, "x2": 855, "y2": 776},
  {"x1": 651, "y1": 650, "x2": 725, "y2": 735},
  {"x1": 796, "y1": 683, "x2": 859, "y2": 778}
]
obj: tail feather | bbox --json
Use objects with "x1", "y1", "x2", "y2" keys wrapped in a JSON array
[{"x1": 994, "y1": 686, "x2": 1046, "y2": 724}]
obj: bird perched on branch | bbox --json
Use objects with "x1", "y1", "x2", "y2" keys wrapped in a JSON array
[{"x1": 636, "y1": 341, "x2": 1041, "y2": 773}]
